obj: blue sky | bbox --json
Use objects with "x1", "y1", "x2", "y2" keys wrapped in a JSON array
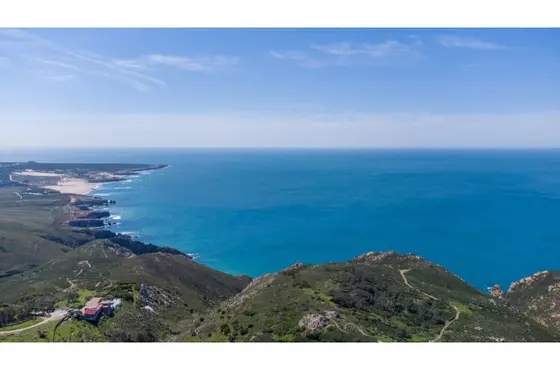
[{"x1": 0, "y1": 28, "x2": 559, "y2": 148}]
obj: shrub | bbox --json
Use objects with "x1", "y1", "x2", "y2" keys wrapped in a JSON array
[
  {"x1": 220, "y1": 323, "x2": 231, "y2": 335},
  {"x1": 306, "y1": 331, "x2": 321, "y2": 341}
]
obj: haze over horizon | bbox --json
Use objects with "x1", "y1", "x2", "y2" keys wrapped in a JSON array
[{"x1": 1, "y1": 28, "x2": 559, "y2": 148}]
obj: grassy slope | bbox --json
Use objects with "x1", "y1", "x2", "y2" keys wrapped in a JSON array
[
  {"x1": 0, "y1": 318, "x2": 42, "y2": 332},
  {"x1": 111, "y1": 253, "x2": 250, "y2": 309},
  {"x1": 179, "y1": 252, "x2": 558, "y2": 342},
  {"x1": 0, "y1": 319, "x2": 108, "y2": 342},
  {"x1": 0, "y1": 239, "x2": 249, "y2": 307},
  {"x1": 0, "y1": 187, "x2": 92, "y2": 276},
  {"x1": 0, "y1": 239, "x2": 251, "y2": 342}
]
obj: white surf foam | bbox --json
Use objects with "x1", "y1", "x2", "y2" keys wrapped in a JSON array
[{"x1": 120, "y1": 231, "x2": 140, "y2": 238}]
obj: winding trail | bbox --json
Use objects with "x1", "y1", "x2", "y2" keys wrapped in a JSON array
[
  {"x1": 0, "y1": 309, "x2": 67, "y2": 336},
  {"x1": 398, "y1": 269, "x2": 461, "y2": 342},
  {"x1": 399, "y1": 269, "x2": 439, "y2": 301},
  {"x1": 432, "y1": 305, "x2": 460, "y2": 342},
  {"x1": 64, "y1": 278, "x2": 76, "y2": 292},
  {"x1": 329, "y1": 319, "x2": 348, "y2": 333},
  {"x1": 348, "y1": 322, "x2": 374, "y2": 338}
]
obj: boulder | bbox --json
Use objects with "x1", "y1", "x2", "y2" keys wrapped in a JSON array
[{"x1": 298, "y1": 313, "x2": 329, "y2": 331}]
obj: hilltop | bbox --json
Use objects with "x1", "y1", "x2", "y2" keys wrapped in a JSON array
[{"x1": 177, "y1": 251, "x2": 557, "y2": 342}]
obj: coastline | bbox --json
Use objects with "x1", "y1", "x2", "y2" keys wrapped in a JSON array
[
  {"x1": 63, "y1": 166, "x2": 163, "y2": 233},
  {"x1": 12, "y1": 170, "x2": 97, "y2": 195},
  {"x1": 10, "y1": 158, "x2": 548, "y2": 292},
  {"x1": 12, "y1": 164, "x2": 168, "y2": 196}
]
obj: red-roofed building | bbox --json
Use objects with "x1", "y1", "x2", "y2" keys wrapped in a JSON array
[{"x1": 80, "y1": 297, "x2": 104, "y2": 322}]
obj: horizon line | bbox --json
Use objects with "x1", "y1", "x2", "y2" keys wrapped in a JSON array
[{"x1": 3, "y1": 146, "x2": 560, "y2": 151}]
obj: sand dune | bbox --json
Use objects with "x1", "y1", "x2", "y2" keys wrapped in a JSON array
[
  {"x1": 43, "y1": 178, "x2": 99, "y2": 195},
  {"x1": 14, "y1": 170, "x2": 98, "y2": 195}
]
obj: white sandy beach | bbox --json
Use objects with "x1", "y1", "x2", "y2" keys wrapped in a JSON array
[
  {"x1": 43, "y1": 178, "x2": 99, "y2": 195},
  {"x1": 13, "y1": 170, "x2": 99, "y2": 195}
]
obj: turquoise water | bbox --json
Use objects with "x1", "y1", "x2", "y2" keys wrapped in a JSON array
[{"x1": 3, "y1": 148, "x2": 560, "y2": 290}]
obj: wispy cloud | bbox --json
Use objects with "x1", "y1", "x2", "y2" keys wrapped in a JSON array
[
  {"x1": 112, "y1": 59, "x2": 146, "y2": 69},
  {"x1": 143, "y1": 54, "x2": 239, "y2": 71},
  {"x1": 0, "y1": 29, "x2": 239, "y2": 91},
  {"x1": 311, "y1": 41, "x2": 414, "y2": 57},
  {"x1": 44, "y1": 74, "x2": 75, "y2": 82},
  {"x1": 37, "y1": 58, "x2": 81, "y2": 71},
  {"x1": 269, "y1": 50, "x2": 326, "y2": 68},
  {"x1": 438, "y1": 35, "x2": 506, "y2": 50},
  {"x1": 271, "y1": 39, "x2": 421, "y2": 68},
  {"x1": 114, "y1": 54, "x2": 240, "y2": 73}
]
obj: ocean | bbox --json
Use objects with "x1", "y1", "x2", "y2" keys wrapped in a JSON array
[{"x1": 3, "y1": 148, "x2": 560, "y2": 290}]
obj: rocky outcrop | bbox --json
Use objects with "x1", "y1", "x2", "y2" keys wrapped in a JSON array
[
  {"x1": 69, "y1": 219, "x2": 105, "y2": 228},
  {"x1": 487, "y1": 285, "x2": 504, "y2": 298},
  {"x1": 82, "y1": 229, "x2": 117, "y2": 239},
  {"x1": 298, "y1": 313, "x2": 330, "y2": 331},
  {"x1": 324, "y1": 310, "x2": 340, "y2": 319},
  {"x1": 353, "y1": 250, "x2": 397, "y2": 264},
  {"x1": 86, "y1": 211, "x2": 110, "y2": 219},
  {"x1": 139, "y1": 284, "x2": 176, "y2": 308},
  {"x1": 508, "y1": 271, "x2": 550, "y2": 293},
  {"x1": 74, "y1": 198, "x2": 115, "y2": 206}
]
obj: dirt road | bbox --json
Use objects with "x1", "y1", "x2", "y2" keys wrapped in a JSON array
[
  {"x1": 398, "y1": 268, "x2": 460, "y2": 342},
  {"x1": 432, "y1": 305, "x2": 461, "y2": 342},
  {"x1": 0, "y1": 309, "x2": 67, "y2": 336}
]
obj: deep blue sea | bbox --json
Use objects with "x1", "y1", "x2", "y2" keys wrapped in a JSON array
[{"x1": 3, "y1": 148, "x2": 560, "y2": 290}]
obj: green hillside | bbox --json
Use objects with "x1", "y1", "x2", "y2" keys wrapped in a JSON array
[{"x1": 178, "y1": 252, "x2": 558, "y2": 342}]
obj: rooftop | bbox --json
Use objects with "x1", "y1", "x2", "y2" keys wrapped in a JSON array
[{"x1": 84, "y1": 297, "x2": 103, "y2": 309}]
